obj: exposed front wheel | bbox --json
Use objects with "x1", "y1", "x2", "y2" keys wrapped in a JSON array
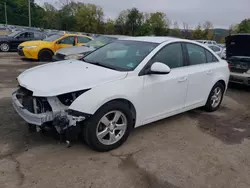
[
  {"x1": 83, "y1": 101, "x2": 133, "y2": 152},
  {"x1": 204, "y1": 82, "x2": 225, "y2": 112},
  {"x1": 0, "y1": 42, "x2": 10, "y2": 52}
]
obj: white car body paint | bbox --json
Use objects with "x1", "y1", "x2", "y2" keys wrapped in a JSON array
[
  {"x1": 15, "y1": 37, "x2": 230, "y2": 129},
  {"x1": 18, "y1": 60, "x2": 127, "y2": 97}
]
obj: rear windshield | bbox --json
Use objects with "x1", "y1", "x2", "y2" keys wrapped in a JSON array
[{"x1": 43, "y1": 34, "x2": 63, "y2": 42}]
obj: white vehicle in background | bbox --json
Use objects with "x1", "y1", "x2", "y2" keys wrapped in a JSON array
[
  {"x1": 196, "y1": 40, "x2": 218, "y2": 45},
  {"x1": 207, "y1": 44, "x2": 224, "y2": 58},
  {"x1": 12, "y1": 37, "x2": 230, "y2": 151}
]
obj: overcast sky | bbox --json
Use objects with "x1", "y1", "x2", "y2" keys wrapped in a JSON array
[{"x1": 36, "y1": 0, "x2": 250, "y2": 29}]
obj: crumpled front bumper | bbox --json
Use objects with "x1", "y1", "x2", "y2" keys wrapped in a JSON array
[
  {"x1": 12, "y1": 91, "x2": 86, "y2": 126},
  {"x1": 12, "y1": 91, "x2": 54, "y2": 125}
]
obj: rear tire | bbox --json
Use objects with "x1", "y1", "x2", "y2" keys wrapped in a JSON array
[
  {"x1": 82, "y1": 101, "x2": 133, "y2": 152},
  {"x1": 0, "y1": 42, "x2": 10, "y2": 52},
  {"x1": 204, "y1": 82, "x2": 225, "y2": 112},
  {"x1": 38, "y1": 49, "x2": 53, "y2": 62}
]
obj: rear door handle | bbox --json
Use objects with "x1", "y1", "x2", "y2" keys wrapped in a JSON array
[
  {"x1": 206, "y1": 70, "x2": 213, "y2": 75},
  {"x1": 178, "y1": 76, "x2": 188, "y2": 82}
]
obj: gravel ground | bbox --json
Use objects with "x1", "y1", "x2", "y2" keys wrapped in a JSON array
[{"x1": 0, "y1": 52, "x2": 250, "y2": 188}]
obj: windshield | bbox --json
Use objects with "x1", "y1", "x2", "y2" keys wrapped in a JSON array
[
  {"x1": 83, "y1": 40, "x2": 158, "y2": 71},
  {"x1": 8, "y1": 31, "x2": 21, "y2": 37},
  {"x1": 86, "y1": 36, "x2": 117, "y2": 48},
  {"x1": 43, "y1": 34, "x2": 63, "y2": 42}
]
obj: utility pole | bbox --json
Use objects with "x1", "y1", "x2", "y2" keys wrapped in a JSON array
[
  {"x1": 28, "y1": 0, "x2": 31, "y2": 27},
  {"x1": 4, "y1": 2, "x2": 8, "y2": 25}
]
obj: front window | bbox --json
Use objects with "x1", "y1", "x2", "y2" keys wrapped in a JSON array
[
  {"x1": 19, "y1": 32, "x2": 34, "y2": 38},
  {"x1": 151, "y1": 43, "x2": 184, "y2": 69},
  {"x1": 43, "y1": 34, "x2": 63, "y2": 42},
  {"x1": 83, "y1": 40, "x2": 158, "y2": 71},
  {"x1": 86, "y1": 36, "x2": 117, "y2": 48}
]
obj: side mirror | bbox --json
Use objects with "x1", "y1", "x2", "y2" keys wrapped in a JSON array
[
  {"x1": 15, "y1": 36, "x2": 20, "y2": 39},
  {"x1": 149, "y1": 62, "x2": 171, "y2": 75}
]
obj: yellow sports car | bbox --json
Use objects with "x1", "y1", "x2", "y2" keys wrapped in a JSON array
[{"x1": 18, "y1": 34, "x2": 93, "y2": 61}]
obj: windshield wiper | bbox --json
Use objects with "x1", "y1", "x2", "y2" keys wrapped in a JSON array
[{"x1": 83, "y1": 59, "x2": 118, "y2": 70}]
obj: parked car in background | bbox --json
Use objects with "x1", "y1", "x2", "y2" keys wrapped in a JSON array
[
  {"x1": 207, "y1": 44, "x2": 223, "y2": 58},
  {"x1": 53, "y1": 35, "x2": 128, "y2": 61},
  {"x1": 0, "y1": 30, "x2": 46, "y2": 52},
  {"x1": 18, "y1": 34, "x2": 93, "y2": 61},
  {"x1": 196, "y1": 40, "x2": 218, "y2": 45},
  {"x1": 12, "y1": 37, "x2": 229, "y2": 151},
  {"x1": 0, "y1": 26, "x2": 9, "y2": 36},
  {"x1": 226, "y1": 34, "x2": 250, "y2": 86}
]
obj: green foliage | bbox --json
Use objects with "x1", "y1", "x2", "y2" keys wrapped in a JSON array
[
  {"x1": 192, "y1": 24, "x2": 203, "y2": 39},
  {"x1": 75, "y1": 3, "x2": 104, "y2": 33},
  {"x1": 169, "y1": 21, "x2": 181, "y2": 37},
  {"x1": 237, "y1": 19, "x2": 250, "y2": 33},
  {"x1": 1, "y1": 0, "x2": 249, "y2": 42}
]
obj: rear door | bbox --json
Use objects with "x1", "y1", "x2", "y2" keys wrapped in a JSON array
[{"x1": 183, "y1": 42, "x2": 220, "y2": 108}]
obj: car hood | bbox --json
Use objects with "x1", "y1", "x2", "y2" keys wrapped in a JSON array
[
  {"x1": 56, "y1": 46, "x2": 96, "y2": 56},
  {"x1": 17, "y1": 60, "x2": 127, "y2": 97},
  {"x1": 19, "y1": 40, "x2": 52, "y2": 47}
]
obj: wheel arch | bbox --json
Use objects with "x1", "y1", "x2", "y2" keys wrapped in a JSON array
[
  {"x1": 95, "y1": 98, "x2": 137, "y2": 127},
  {"x1": 39, "y1": 48, "x2": 54, "y2": 55},
  {"x1": 216, "y1": 79, "x2": 226, "y2": 89}
]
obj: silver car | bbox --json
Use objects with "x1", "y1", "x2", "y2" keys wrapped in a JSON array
[
  {"x1": 207, "y1": 44, "x2": 224, "y2": 58},
  {"x1": 52, "y1": 35, "x2": 128, "y2": 61}
]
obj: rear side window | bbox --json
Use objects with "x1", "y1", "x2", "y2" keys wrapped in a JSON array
[
  {"x1": 34, "y1": 33, "x2": 44, "y2": 39},
  {"x1": 77, "y1": 36, "x2": 92, "y2": 43},
  {"x1": 206, "y1": 50, "x2": 219, "y2": 63},
  {"x1": 186, "y1": 43, "x2": 206, "y2": 65}
]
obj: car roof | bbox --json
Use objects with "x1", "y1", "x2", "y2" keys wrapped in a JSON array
[
  {"x1": 119, "y1": 36, "x2": 179, "y2": 43},
  {"x1": 63, "y1": 33, "x2": 93, "y2": 38},
  {"x1": 102, "y1": 35, "x2": 129, "y2": 39}
]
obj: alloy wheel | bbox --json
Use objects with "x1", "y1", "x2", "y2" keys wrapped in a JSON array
[
  {"x1": 96, "y1": 110, "x2": 127, "y2": 145},
  {"x1": 0, "y1": 43, "x2": 9, "y2": 52},
  {"x1": 211, "y1": 87, "x2": 222, "y2": 108}
]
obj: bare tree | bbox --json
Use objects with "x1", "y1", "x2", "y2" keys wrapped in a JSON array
[{"x1": 182, "y1": 22, "x2": 191, "y2": 39}]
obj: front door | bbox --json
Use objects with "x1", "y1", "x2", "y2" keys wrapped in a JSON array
[
  {"x1": 54, "y1": 36, "x2": 75, "y2": 51},
  {"x1": 141, "y1": 43, "x2": 189, "y2": 124}
]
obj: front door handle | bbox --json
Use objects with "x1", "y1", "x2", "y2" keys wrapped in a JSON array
[
  {"x1": 178, "y1": 76, "x2": 187, "y2": 82},
  {"x1": 206, "y1": 70, "x2": 213, "y2": 75}
]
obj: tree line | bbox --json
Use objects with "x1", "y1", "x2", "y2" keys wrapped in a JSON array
[{"x1": 1, "y1": 0, "x2": 250, "y2": 42}]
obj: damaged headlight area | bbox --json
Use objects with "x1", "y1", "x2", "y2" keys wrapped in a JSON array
[
  {"x1": 57, "y1": 89, "x2": 90, "y2": 106},
  {"x1": 12, "y1": 87, "x2": 91, "y2": 144}
]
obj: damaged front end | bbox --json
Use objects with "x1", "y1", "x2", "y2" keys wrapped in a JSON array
[{"x1": 12, "y1": 86, "x2": 90, "y2": 143}]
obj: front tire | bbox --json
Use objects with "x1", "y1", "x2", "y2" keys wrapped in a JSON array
[
  {"x1": 0, "y1": 42, "x2": 10, "y2": 52},
  {"x1": 82, "y1": 101, "x2": 133, "y2": 152},
  {"x1": 38, "y1": 49, "x2": 53, "y2": 62},
  {"x1": 204, "y1": 82, "x2": 225, "y2": 112}
]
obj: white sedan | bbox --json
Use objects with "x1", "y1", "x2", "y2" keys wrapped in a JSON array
[{"x1": 12, "y1": 37, "x2": 230, "y2": 151}]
